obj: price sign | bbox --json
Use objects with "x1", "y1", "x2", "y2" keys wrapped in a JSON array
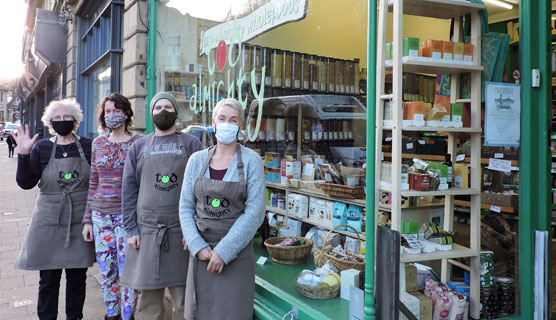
[{"x1": 490, "y1": 205, "x2": 501, "y2": 213}]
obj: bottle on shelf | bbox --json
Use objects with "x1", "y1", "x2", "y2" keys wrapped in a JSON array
[
  {"x1": 301, "y1": 53, "x2": 310, "y2": 91},
  {"x1": 444, "y1": 153, "x2": 453, "y2": 188},
  {"x1": 282, "y1": 50, "x2": 292, "y2": 91},
  {"x1": 292, "y1": 51, "x2": 301, "y2": 92},
  {"x1": 327, "y1": 57, "x2": 336, "y2": 93}
]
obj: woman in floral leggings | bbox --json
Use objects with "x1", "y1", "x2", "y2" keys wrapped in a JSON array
[{"x1": 82, "y1": 93, "x2": 141, "y2": 320}]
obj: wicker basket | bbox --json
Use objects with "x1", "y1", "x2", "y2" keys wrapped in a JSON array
[
  {"x1": 321, "y1": 183, "x2": 365, "y2": 199},
  {"x1": 264, "y1": 237, "x2": 313, "y2": 265},
  {"x1": 314, "y1": 225, "x2": 365, "y2": 271},
  {"x1": 294, "y1": 275, "x2": 340, "y2": 299}
]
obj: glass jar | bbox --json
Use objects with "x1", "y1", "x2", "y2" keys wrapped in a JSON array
[
  {"x1": 301, "y1": 53, "x2": 310, "y2": 90},
  {"x1": 282, "y1": 50, "x2": 292, "y2": 89},
  {"x1": 309, "y1": 55, "x2": 319, "y2": 91},
  {"x1": 262, "y1": 47, "x2": 272, "y2": 86},
  {"x1": 353, "y1": 58, "x2": 360, "y2": 94},
  {"x1": 271, "y1": 49, "x2": 283, "y2": 88},
  {"x1": 318, "y1": 56, "x2": 327, "y2": 92},
  {"x1": 327, "y1": 58, "x2": 335, "y2": 93},
  {"x1": 343, "y1": 60, "x2": 351, "y2": 95},
  {"x1": 292, "y1": 52, "x2": 301, "y2": 89},
  {"x1": 241, "y1": 44, "x2": 251, "y2": 86},
  {"x1": 252, "y1": 45, "x2": 262, "y2": 85},
  {"x1": 335, "y1": 58, "x2": 343, "y2": 93}
]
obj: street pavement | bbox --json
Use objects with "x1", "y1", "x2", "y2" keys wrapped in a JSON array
[{"x1": 0, "y1": 142, "x2": 105, "y2": 320}]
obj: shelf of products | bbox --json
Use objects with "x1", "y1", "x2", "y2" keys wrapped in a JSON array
[
  {"x1": 454, "y1": 200, "x2": 516, "y2": 215},
  {"x1": 401, "y1": 244, "x2": 478, "y2": 263},
  {"x1": 382, "y1": 152, "x2": 519, "y2": 166},
  {"x1": 387, "y1": 0, "x2": 485, "y2": 20},
  {"x1": 266, "y1": 182, "x2": 366, "y2": 207},
  {"x1": 376, "y1": 0, "x2": 482, "y2": 317}
]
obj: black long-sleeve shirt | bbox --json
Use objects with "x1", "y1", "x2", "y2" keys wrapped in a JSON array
[{"x1": 16, "y1": 137, "x2": 92, "y2": 190}]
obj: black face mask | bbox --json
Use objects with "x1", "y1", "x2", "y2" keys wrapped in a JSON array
[
  {"x1": 152, "y1": 110, "x2": 178, "y2": 131},
  {"x1": 51, "y1": 120, "x2": 74, "y2": 136}
]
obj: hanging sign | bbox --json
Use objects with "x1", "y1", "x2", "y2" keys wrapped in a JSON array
[
  {"x1": 200, "y1": 0, "x2": 308, "y2": 54},
  {"x1": 484, "y1": 82, "x2": 521, "y2": 147}
]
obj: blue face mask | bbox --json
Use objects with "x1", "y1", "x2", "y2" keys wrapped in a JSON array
[{"x1": 215, "y1": 122, "x2": 239, "y2": 144}]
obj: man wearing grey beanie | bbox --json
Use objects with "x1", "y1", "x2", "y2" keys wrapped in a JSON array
[{"x1": 121, "y1": 92, "x2": 203, "y2": 319}]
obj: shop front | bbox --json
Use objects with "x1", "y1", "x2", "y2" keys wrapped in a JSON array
[{"x1": 146, "y1": 0, "x2": 552, "y2": 319}]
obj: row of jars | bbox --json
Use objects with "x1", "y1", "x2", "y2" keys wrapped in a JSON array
[
  {"x1": 237, "y1": 44, "x2": 361, "y2": 95},
  {"x1": 256, "y1": 117, "x2": 354, "y2": 142}
]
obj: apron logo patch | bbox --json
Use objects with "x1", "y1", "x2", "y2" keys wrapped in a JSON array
[
  {"x1": 57, "y1": 171, "x2": 80, "y2": 187},
  {"x1": 154, "y1": 173, "x2": 179, "y2": 191},
  {"x1": 204, "y1": 196, "x2": 231, "y2": 217}
]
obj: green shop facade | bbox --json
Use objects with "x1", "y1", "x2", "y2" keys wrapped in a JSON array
[{"x1": 146, "y1": 0, "x2": 551, "y2": 319}]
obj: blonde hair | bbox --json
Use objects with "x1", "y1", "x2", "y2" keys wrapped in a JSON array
[
  {"x1": 41, "y1": 98, "x2": 84, "y2": 135},
  {"x1": 213, "y1": 98, "x2": 244, "y2": 123}
]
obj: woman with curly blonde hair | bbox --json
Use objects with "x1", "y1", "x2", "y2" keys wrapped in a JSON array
[{"x1": 12, "y1": 98, "x2": 95, "y2": 320}]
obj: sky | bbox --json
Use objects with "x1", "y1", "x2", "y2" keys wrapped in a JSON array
[
  {"x1": 0, "y1": 1, "x2": 26, "y2": 81},
  {"x1": 166, "y1": 0, "x2": 247, "y2": 21}
]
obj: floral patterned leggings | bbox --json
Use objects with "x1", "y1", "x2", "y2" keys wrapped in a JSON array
[{"x1": 92, "y1": 210, "x2": 138, "y2": 319}]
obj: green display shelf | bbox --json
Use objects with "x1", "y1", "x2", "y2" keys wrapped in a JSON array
[{"x1": 253, "y1": 237, "x2": 351, "y2": 320}]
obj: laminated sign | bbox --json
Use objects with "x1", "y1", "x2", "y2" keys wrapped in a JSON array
[{"x1": 484, "y1": 82, "x2": 521, "y2": 147}]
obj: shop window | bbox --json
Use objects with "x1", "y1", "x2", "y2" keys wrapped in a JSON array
[{"x1": 76, "y1": 0, "x2": 122, "y2": 138}]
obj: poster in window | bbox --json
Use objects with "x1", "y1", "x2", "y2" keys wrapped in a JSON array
[{"x1": 484, "y1": 82, "x2": 521, "y2": 147}]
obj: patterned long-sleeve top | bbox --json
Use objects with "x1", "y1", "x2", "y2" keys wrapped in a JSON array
[{"x1": 84, "y1": 134, "x2": 141, "y2": 224}]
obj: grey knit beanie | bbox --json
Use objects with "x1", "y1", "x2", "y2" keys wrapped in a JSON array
[{"x1": 150, "y1": 92, "x2": 178, "y2": 115}]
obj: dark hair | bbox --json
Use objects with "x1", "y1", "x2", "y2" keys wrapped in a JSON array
[{"x1": 97, "y1": 93, "x2": 134, "y2": 134}]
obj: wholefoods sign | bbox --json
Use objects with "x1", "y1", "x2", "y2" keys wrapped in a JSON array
[{"x1": 200, "y1": 0, "x2": 308, "y2": 54}]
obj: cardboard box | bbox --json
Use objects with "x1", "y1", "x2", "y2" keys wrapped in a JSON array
[
  {"x1": 405, "y1": 264, "x2": 418, "y2": 292},
  {"x1": 454, "y1": 42, "x2": 464, "y2": 62},
  {"x1": 340, "y1": 269, "x2": 360, "y2": 300},
  {"x1": 442, "y1": 41, "x2": 454, "y2": 61},
  {"x1": 408, "y1": 292, "x2": 432, "y2": 320},
  {"x1": 281, "y1": 159, "x2": 301, "y2": 184},
  {"x1": 427, "y1": 40, "x2": 443, "y2": 59},
  {"x1": 481, "y1": 192, "x2": 519, "y2": 208},
  {"x1": 403, "y1": 101, "x2": 425, "y2": 121},
  {"x1": 403, "y1": 37, "x2": 420, "y2": 57},
  {"x1": 463, "y1": 44, "x2": 474, "y2": 62},
  {"x1": 454, "y1": 164, "x2": 469, "y2": 188},
  {"x1": 287, "y1": 193, "x2": 308, "y2": 219}
]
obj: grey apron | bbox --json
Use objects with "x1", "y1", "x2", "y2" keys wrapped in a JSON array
[
  {"x1": 15, "y1": 136, "x2": 95, "y2": 270},
  {"x1": 122, "y1": 132, "x2": 190, "y2": 290},
  {"x1": 185, "y1": 145, "x2": 254, "y2": 320}
]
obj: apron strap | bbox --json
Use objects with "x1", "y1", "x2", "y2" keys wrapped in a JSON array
[
  {"x1": 145, "y1": 133, "x2": 157, "y2": 160},
  {"x1": 138, "y1": 220, "x2": 181, "y2": 280},
  {"x1": 198, "y1": 144, "x2": 245, "y2": 184},
  {"x1": 74, "y1": 136, "x2": 86, "y2": 160},
  {"x1": 50, "y1": 137, "x2": 58, "y2": 161}
]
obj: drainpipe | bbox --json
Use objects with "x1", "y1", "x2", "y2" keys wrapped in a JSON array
[
  {"x1": 364, "y1": 1, "x2": 377, "y2": 319},
  {"x1": 146, "y1": 0, "x2": 157, "y2": 133}
]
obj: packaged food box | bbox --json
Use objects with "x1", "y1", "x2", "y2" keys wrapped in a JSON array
[
  {"x1": 287, "y1": 193, "x2": 308, "y2": 219},
  {"x1": 454, "y1": 164, "x2": 469, "y2": 188},
  {"x1": 403, "y1": 37, "x2": 420, "y2": 57},
  {"x1": 442, "y1": 41, "x2": 454, "y2": 61},
  {"x1": 454, "y1": 42, "x2": 464, "y2": 62},
  {"x1": 281, "y1": 159, "x2": 301, "y2": 184},
  {"x1": 463, "y1": 44, "x2": 474, "y2": 62},
  {"x1": 427, "y1": 40, "x2": 443, "y2": 59},
  {"x1": 451, "y1": 103, "x2": 463, "y2": 122},
  {"x1": 265, "y1": 152, "x2": 281, "y2": 168}
]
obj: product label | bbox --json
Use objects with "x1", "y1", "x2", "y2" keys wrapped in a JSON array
[
  {"x1": 284, "y1": 79, "x2": 291, "y2": 88},
  {"x1": 278, "y1": 131, "x2": 285, "y2": 141},
  {"x1": 275, "y1": 78, "x2": 281, "y2": 87},
  {"x1": 454, "y1": 54, "x2": 463, "y2": 62},
  {"x1": 268, "y1": 132, "x2": 276, "y2": 141},
  {"x1": 351, "y1": 85, "x2": 356, "y2": 94},
  {"x1": 494, "y1": 153, "x2": 504, "y2": 159},
  {"x1": 432, "y1": 52, "x2": 442, "y2": 59},
  {"x1": 409, "y1": 49, "x2": 418, "y2": 57},
  {"x1": 255, "y1": 74, "x2": 261, "y2": 85},
  {"x1": 341, "y1": 85, "x2": 345, "y2": 92},
  {"x1": 336, "y1": 84, "x2": 341, "y2": 92},
  {"x1": 456, "y1": 154, "x2": 466, "y2": 161},
  {"x1": 418, "y1": 139, "x2": 425, "y2": 145},
  {"x1": 304, "y1": 132, "x2": 311, "y2": 140},
  {"x1": 318, "y1": 132, "x2": 323, "y2": 140},
  {"x1": 349, "y1": 132, "x2": 353, "y2": 139},
  {"x1": 414, "y1": 114, "x2": 424, "y2": 121},
  {"x1": 294, "y1": 80, "x2": 300, "y2": 88},
  {"x1": 303, "y1": 81, "x2": 309, "y2": 90},
  {"x1": 312, "y1": 82, "x2": 319, "y2": 90},
  {"x1": 334, "y1": 132, "x2": 339, "y2": 140},
  {"x1": 442, "y1": 115, "x2": 451, "y2": 122},
  {"x1": 258, "y1": 131, "x2": 266, "y2": 140},
  {"x1": 329, "y1": 84, "x2": 335, "y2": 92},
  {"x1": 339, "y1": 132, "x2": 344, "y2": 140},
  {"x1": 443, "y1": 53, "x2": 453, "y2": 60},
  {"x1": 464, "y1": 55, "x2": 472, "y2": 62},
  {"x1": 265, "y1": 77, "x2": 272, "y2": 86},
  {"x1": 288, "y1": 132, "x2": 295, "y2": 141},
  {"x1": 406, "y1": 143, "x2": 413, "y2": 150},
  {"x1": 452, "y1": 115, "x2": 462, "y2": 122},
  {"x1": 323, "y1": 132, "x2": 329, "y2": 140},
  {"x1": 490, "y1": 205, "x2": 501, "y2": 213},
  {"x1": 312, "y1": 131, "x2": 318, "y2": 141},
  {"x1": 320, "y1": 83, "x2": 326, "y2": 91},
  {"x1": 454, "y1": 176, "x2": 463, "y2": 187}
]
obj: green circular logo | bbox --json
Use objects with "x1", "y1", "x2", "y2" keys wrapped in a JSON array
[
  {"x1": 64, "y1": 172, "x2": 72, "y2": 180},
  {"x1": 161, "y1": 175, "x2": 170, "y2": 184},
  {"x1": 211, "y1": 198, "x2": 221, "y2": 208}
]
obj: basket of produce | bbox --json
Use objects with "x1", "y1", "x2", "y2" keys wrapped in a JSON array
[
  {"x1": 321, "y1": 183, "x2": 365, "y2": 199},
  {"x1": 294, "y1": 270, "x2": 340, "y2": 299},
  {"x1": 264, "y1": 237, "x2": 313, "y2": 265},
  {"x1": 314, "y1": 225, "x2": 365, "y2": 271}
]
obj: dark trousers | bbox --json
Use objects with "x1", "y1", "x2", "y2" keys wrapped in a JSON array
[
  {"x1": 38, "y1": 268, "x2": 88, "y2": 320},
  {"x1": 8, "y1": 146, "x2": 14, "y2": 157}
]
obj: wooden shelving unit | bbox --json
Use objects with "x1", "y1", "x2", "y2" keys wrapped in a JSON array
[{"x1": 376, "y1": 0, "x2": 484, "y2": 317}]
